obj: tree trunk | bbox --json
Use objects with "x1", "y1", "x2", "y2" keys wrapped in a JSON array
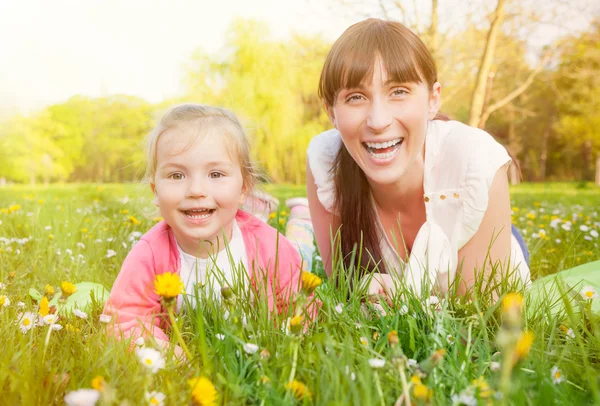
[
  {"x1": 595, "y1": 156, "x2": 600, "y2": 186},
  {"x1": 506, "y1": 104, "x2": 521, "y2": 185},
  {"x1": 468, "y1": 0, "x2": 505, "y2": 128},
  {"x1": 539, "y1": 125, "x2": 550, "y2": 181},
  {"x1": 582, "y1": 139, "x2": 592, "y2": 181}
]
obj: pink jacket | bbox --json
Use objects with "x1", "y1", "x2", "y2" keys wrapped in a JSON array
[{"x1": 103, "y1": 210, "x2": 304, "y2": 342}]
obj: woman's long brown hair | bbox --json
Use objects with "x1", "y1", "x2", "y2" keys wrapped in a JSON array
[{"x1": 318, "y1": 18, "x2": 445, "y2": 279}]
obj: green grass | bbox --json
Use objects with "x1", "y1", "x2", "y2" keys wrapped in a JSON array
[{"x1": 0, "y1": 182, "x2": 599, "y2": 405}]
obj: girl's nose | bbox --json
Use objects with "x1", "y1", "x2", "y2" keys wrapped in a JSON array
[
  {"x1": 366, "y1": 98, "x2": 393, "y2": 133},
  {"x1": 186, "y1": 178, "x2": 207, "y2": 198}
]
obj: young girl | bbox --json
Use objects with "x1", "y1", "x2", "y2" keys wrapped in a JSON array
[{"x1": 103, "y1": 104, "x2": 305, "y2": 350}]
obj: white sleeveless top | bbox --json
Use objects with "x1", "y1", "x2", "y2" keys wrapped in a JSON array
[{"x1": 307, "y1": 120, "x2": 530, "y2": 296}]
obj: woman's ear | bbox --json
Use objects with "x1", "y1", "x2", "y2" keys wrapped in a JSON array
[{"x1": 428, "y1": 82, "x2": 442, "y2": 119}]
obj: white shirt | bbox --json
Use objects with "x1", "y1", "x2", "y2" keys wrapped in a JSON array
[
  {"x1": 176, "y1": 220, "x2": 249, "y2": 308},
  {"x1": 307, "y1": 120, "x2": 530, "y2": 296}
]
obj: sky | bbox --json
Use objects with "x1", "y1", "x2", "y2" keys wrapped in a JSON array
[
  {"x1": 0, "y1": 0, "x2": 595, "y2": 116},
  {"x1": 0, "y1": 0, "x2": 358, "y2": 115}
]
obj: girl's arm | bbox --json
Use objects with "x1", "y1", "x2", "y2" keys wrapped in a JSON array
[
  {"x1": 456, "y1": 166, "x2": 512, "y2": 295},
  {"x1": 103, "y1": 240, "x2": 169, "y2": 343},
  {"x1": 306, "y1": 161, "x2": 339, "y2": 277}
]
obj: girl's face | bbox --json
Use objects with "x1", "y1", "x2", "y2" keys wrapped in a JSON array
[
  {"x1": 328, "y1": 60, "x2": 441, "y2": 186},
  {"x1": 151, "y1": 127, "x2": 246, "y2": 257}
]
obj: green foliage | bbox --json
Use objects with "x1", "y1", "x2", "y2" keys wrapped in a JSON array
[{"x1": 0, "y1": 183, "x2": 599, "y2": 404}]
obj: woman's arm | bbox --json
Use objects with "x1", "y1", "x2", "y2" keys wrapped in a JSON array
[
  {"x1": 306, "y1": 161, "x2": 339, "y2": 277},
  {"x1": 456, "y1": 165, "x2": 512, "y2": 295}
]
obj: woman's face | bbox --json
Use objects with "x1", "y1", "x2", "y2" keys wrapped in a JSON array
[{"x1": 328, "y1": 60, "x2": 441, "y2": 186}]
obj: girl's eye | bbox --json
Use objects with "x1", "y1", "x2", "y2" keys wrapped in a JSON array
[
  {"x1": 169, "y1": 172, "x2": 184, "y2": 180},
  {"x1": 346, "y1": 94, "x2": 365, "y2": 102},
  {"x1": 210, "y1": 172, "x2": 224, "y2": 179}
]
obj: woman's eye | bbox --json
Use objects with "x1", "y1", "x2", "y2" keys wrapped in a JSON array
[
  {"x1": 169, "y1": 173, "x2": 184, "y2": 180},
  {"x1": 210, "y1": 172, "x2": 224, "y2": 179},
  {"x1": 392, "y1": 88, "x2": 408, "y2": 96}
]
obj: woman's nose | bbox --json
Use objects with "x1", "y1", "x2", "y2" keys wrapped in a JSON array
[{"x1": 366, "y1": 98, "x2": 393, "y2": 133}]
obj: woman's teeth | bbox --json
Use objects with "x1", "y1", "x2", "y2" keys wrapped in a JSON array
[
  {"x1": 364, "y1": 138, "x2": 404, "y2": 158},
  {"x1": 183, "y1": 209, "x2": 213, "y2": 219}
]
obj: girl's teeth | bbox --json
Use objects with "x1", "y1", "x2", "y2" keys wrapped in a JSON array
[
  {"x1": 369, "y1": 150, "x2": 396, "y2": 159},
  {"x1": 365, "y1": 138, "x2": 402, "y2": 149}
]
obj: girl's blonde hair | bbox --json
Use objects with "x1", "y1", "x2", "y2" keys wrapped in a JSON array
[{"x1": 144, "y1": 103, "x2": 260, "y2": 194}]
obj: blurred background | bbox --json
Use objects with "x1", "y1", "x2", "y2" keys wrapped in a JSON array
[{"x1": 0, "y1": 0, "x2": 598, "y2": 186}]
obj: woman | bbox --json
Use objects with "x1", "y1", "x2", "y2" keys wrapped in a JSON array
[{"x1": 306, "y1": 18, "x2": 530, "y2": 297}]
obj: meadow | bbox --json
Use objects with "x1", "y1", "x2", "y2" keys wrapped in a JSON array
[{"x1": 0, "y1": 182, "x2": 599, "y2": 405}]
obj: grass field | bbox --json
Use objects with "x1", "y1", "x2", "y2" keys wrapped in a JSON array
[{"x1": 0, "y1": 182, "x2": 599, "y2": 405}]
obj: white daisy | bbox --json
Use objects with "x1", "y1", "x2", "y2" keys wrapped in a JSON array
[
  {"x1": 106, "y1": 249, "x2": 116, "y2": 258},
  {"x1": 407, "y1": 359, "x2": 418, "y2": 368},
  {"x1": 368, "y1": 358, "x2": 386, "y2": 369},
  {"x1": 359, "y1": 336, "x2": 369, "y2": 347},
  {"x1": 243, "y1": 343, "x2": 259, "y2": 354},
  {"x1": 136, "y1": 347, "x2": 165, "y2": 373},
  {"x1": 66, "y1": 248, "x2": 73, "y2": 255},
  {"x1": 215, "y1": 334, "x2": 225, "y2": 341},
  {"x1": 145, "y1": 391, "x2": 165, "y2": 406},
  {"x1": 590, "y1": 230, "x2": 599, "y2": 238},
  {"x1": 399, "y1": 305, "x2": 409, "y2": 315},
  {"x1": 582, "y1": 286, "x2": 597, "y2": 300},
  {"x1": 99, "y1": 314, "x2": 112, "y2": 323},
  {"x1": 42, "y1": 314, "x2": 59, "y2": 325},
  {"x1": 0, "y1": 282, "x2": 6, "y2": 290},
  {"x1": 580, "y1": 225, "x2": 590, "y2": 232},
  {"x1": 490, "y1": 361, "x2": 501, "y2": 372},
  {"x1": 16, "y1": 301, "x2": 25, "y2": 308},
  {"x1": 551, "y1": 366, "x2": 564, "y2": 384},
  {"x1": 451, "y1": 390, "x2": 477, "y2": 406},
  {"x1": 73, "y1": 309, "x2": 88, "y2": 319},
  {"x1": 0, "y1": 295, "x2": 10, "y2": 307},
  {"x1": 45, "y1": 226, "x2": 52, "y2": 231},
  {"x1": 51, "y1": 323, "x2": 63, "y2": 331},
  {"x1": 335, "y1": 303, "x2": 344, "y2": 314},
  {"x1": 76, "y1": 242, "x2": 85, "y2": 249},
  {"x1": 447, "y1": 334, "x2": 455, "y2": 344},
  {"x1": 135, "y1": 337, "x2": 145, "y2": 347},
  {"x1": 64, "y1": 389, "x2": 101, "y2": 406},
  {"x1": 18, "y1": 312, "x2": 37, "y2": 333},
  {"x1": 566, "y1": 328, "x2": 575, "y2": 339}
]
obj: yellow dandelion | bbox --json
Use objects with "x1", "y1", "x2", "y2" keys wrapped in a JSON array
[
  {"x1": 91, "y1": 375, "x2": 106, "y2": 391},
  {"x1": 44, "y1": 284, "x2": 55, "y2": 296},
  {"x1": 387, "y1": 330, "x2": 399, "y2": 346},
  {"x1": 65, "y1": 323, "x2": 81, "y2": 333},
  {"x1": 48, "y1": 234, "x2": 55, "y2": 240},
  {"x1": 288, "y1": 315, "x2": 304, "y2": 335},
  {"x1": 80, "y1": 228, "x2": 88, "y2": 233},
  {"x1": 259, "y1": 375, "x2": 271, "y2": 385},
  {"x1": 39, "y1": 296, "x2": 49, "y2": 316},
  {"x1": 153, "y1": 217, "x2": 163, "y2": 222},
  {"x1": 37, "y1": 199, "x2": 45, "y2": 204},
  {"x1": 280, "y1": 211, "x2": 288, "y2": 216},
  {"x1": 413, "y1": 382, "x2": 432, "y2": 401},
  {"x1": 514, "y1": 331, "x2": 535, "y2": 363},
  {"x1": 128, "y1": 215, "x2": 140, "y2": 225},
  {"x1": 301, "y1": 271, "x2": 322, "y2": 294},
  {"x1": 286, "y1": 380, "x2": 311, "y2": 400},
  {"x1": 154, "y1": 272, "x2": 184, "y2": 301},
  {"x1": 501, "y1": 293, "x2": 523, "y2": 314},
  {"x1": 61, "y1": 281, "x2": 77, "y2": 298},
  {"x1": 279, "y1": 218, "x2": 286, "y2": 225},
  {"x1": 472, "y1": 376, "x2": 492, "y2": 398},
  {"x1": 121, "y1": 209, "x2": 129, "y2": 214},
  {"x1": 268, "y1": 212, "x2": 276, "y2": 219},
  {"x1": 188, "y1": 376, "x2": 218, "y2": 406}
]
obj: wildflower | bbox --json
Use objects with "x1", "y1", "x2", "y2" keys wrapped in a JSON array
[
  {"x1": 369, "y1": 358, "x2": 386, "y2": 369},
  {"x1": 301, "y1": 271, "x2": 322, "y2": 294},
  {"x1": 44, "y1": 284, "x2": 55, "y2": 296},
  {"x1": 65, "y1": 324, "x2": 81, "y2": 333},
  {"x1": 91, "y1": 376, "x2": 106, "y2": 391},
  {"x1": 136, "y1": 347, "x2": 165, "y2": 373},
  {"x1": 580, "y1": 225, "x2": 590, "y2": 232},
  {"x1": 407, "y1": 359, "x2": 418, "y2": 368},
  {"x1": 259, "y1": 375, "x2": 271, "y2": 385},
  {"x1": 286, "y1": 380, "x2": 311, "y2": 400},
  {"x1": 581, "y1": 286, "x2": 597, "y2": 300},
  {"x1": 0, "y1": 295, "x2": 9, "y2": 307},
  {"x1": 399, "y1": 304, "x2": 409, "y2": 315},
  {"x1": 591, "y1": 230, "x2": 599, "y2": 238},
  {"x1": 243, "y1": 343, "x2": 259, "y2": 354},
  {"x1": 551, "y1": 366, "x2": 564, "y2": 384},
  {"x1": 560, "y1": 325, "x2": 575, "y2": 339},
  {"x1": 260, "y1": 349, "x2": 271, "y2": 359},
  {"x1": 451, "y1": 390, "x2": 476, "y2": 406},
  {"x1": 154, "y1": 272, "x2": 184, "y2": 303},
  {"x1": 51, "y1": 323, "x2": 63, "y2": 331},
  {"x1": 513, "y1": 331, "x2": 534, "y2": 363},
  {"x1": 18, "y1": 312, "x2": 36, "y2": 333},
  {"x1": 99, "y1": 314, "x2": 111, "y2": 323},
  {"x1": 77, "y1": 242, "x2": 85, "y2": 249},
  {"x1": 39, "y1": 296, "x2": 50, "y2": 316},
  {"x1": 73, "y1": 309, "x2": 88, "y2": 319},
  {"x1": 16, "y1": 301, "x2": 25, "y2": 308},
  {"x1": 128, "y1": 215, "x2": 140, "y2": 225},
  {"x1": 61, "y1": 281, "x2": 77, "y2": 298},
  {"x1": 359, "y1": 336, "x2": 369, "y2": 347},
  {"x1": 447, "y1": 334, "x2": 455, "y2": 344},
  {"x1": 215, "y1": 333, "x2": 225, "y2": 341},
  {"x1": 42, "y1": 314, "x2": 59, "y2": 325},
  {"x1": 0, "y1": 282, "x2": 5, "y2": 290},
  {"x1": 64, "y1": 389, "x2": 100, "y2": 406},
  {"x1": 490, "y1": 361, "x2": 501, "y2": 372},
  {"x1": 387, "y1": 330, "x2": 399, "y2": 346},
  {"x1": 501, "y1": 292, "x2": 524, "y2": 328},
  {"x1": 335, "y1": 303, "x2": 343, "y2": 314},
  {"x1": 411, "y1": 376, "x2": 432, "y2": 402},
  {"x1": 286, "y1": 315, "x2": 304, "y2": 335},
  {"x1": 145, "y1": 391, "x2": 166, "y2": 406},
  {"x1": 135, "y1": 337, "x2": 145, "y2": 347},
  {"x1": 472, "y1": 376, "x2": 492, "y2": 398},
  {"x1": 188, "y1": 376, "x2": 218, "y2": 406}
]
